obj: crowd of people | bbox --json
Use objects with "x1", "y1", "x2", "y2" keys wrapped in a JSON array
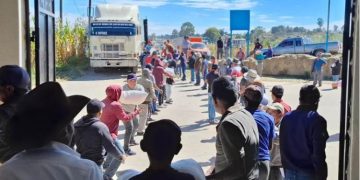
[{"x1": 0, "y1": 36, "x2": 330, "y2": 180}]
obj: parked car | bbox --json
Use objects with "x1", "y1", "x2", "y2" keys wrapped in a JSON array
[
  {"x1": 189, "y1": 42, "x2": 211, "y2": 56},
  {"x1": 262, "y1": 37, "x2": 342, "y2": 56}
]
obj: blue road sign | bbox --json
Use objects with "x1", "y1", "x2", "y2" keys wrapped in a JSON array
[
  {"x1": 230, "y1": 10, "x2": 251, "y2": 57},
  {"x1": 230, "y1": 10, "x2": 250, "y2": 31}
]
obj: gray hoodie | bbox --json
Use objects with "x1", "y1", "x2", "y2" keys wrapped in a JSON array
[{"x1": 74, "y1": 115, "x2": 123, "y2": 165}]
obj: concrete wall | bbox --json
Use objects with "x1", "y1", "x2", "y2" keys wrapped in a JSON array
[
  {"x1": 0, "y1": 0, "x2": 26, "y2": 67},
  {"x1": 243, "y1": 54, "x2": 342, "y2": 78}
]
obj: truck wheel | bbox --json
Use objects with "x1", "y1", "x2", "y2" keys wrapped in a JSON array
[
  {"x1": 313, "y1": 49, "x2": 325, "y2": 56},
  {"x1": 131, "y1": 67, "x2": 138, "y2": 73}
]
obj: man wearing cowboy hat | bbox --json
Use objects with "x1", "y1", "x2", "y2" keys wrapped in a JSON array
[
  {"x1": 239, "y1": 68, "x2": 261, "y2": 105},
  {"x1": 0, "y1": 82, "x2": 102, "y2": 180}
]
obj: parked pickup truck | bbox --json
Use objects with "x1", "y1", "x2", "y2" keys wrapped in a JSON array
[{"x1": 263, "y1": 37, "x2": 342, "y2": 56}]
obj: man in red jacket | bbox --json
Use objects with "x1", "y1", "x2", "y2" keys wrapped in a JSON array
[{"x1": 101, "y1": 85, "x2": 140, "y2": 179}]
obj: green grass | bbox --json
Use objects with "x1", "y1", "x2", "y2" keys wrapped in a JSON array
[{"x1": 56, "y1": 56, "x2": 90, "y2": 80}]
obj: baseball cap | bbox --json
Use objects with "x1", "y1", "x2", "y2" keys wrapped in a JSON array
[
  {"x1": 241, "y1": 66, "x2": 249, "y2": 74},
  {"x1": 267, "y1": 103, "x2": 284, "y2": 114},
  {"x1": 211, "y1": 64, "x2": 219, "y2": 70},
  {"x1": 87, "y1": 99, "x2": 105, "y2": 114},
  {"x1": 0, "y1": 65, "x2": 30, "y2": 90},
  {"x1": 127, "y1": 74, "x2": 137, "y2": 80},
  {"x1": 271, "y1": 85, "x2": 284, "y2": 97}
]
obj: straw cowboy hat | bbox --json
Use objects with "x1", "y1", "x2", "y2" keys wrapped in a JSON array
[{"x1": 244, "y1": 69, "x2": 261, "y2": 83}]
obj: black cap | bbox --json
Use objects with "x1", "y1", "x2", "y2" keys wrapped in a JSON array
[
  {"x1": 127, "y1": 74, "x2": 137, "y2": 80},
  {"x1": 87, "y1": 99, "x2": 105, "y2": 114},
  {"x1": 145, "y1": 64, "x2": 152, "y2": 70},
  {"x1": 271, "y1": 85, "x2": 284, "y2": 98},
  {"x1": 211, "y1": 64, "x2": 219, "y2": 70},
  {"x1": 0, "y1": 65, "x2": 30, "y2": 90},
  {"x1": 241, "y1": 66, "x2": 249, "y2": 74}
]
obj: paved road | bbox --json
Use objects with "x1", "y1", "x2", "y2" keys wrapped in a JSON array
[{"x1": 60, "y1": 70, "x2": 341, "y2": 180}]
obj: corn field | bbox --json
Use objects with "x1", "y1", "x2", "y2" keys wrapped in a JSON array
[
  {"x1": 30, "y1": 18, "x2": 88, "y2": 67},
  {"x1": 55, "y1": 19, "x2": 88, "y2": 65}
]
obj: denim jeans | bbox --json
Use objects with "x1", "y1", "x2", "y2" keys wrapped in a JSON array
[
  {"x1": 313, "y1": 71, "x2": 323, "y2": 86},
  {"x1": 190, "y1": 68, "x2": 195, "y2": 82},
  {"x1": 181, "y1": 64, "x2": 187, "y2": 80},
  {"x1": 153, "y1": 91, "x2": 159, "y2": 111},
  {"x1": 332, "y1": 75, "x2": 340, "y2": 81},
  {"x1": 123, "y1": 116, "x2": 139, "y2": 150},
  {"x1": 175, "y1": 64, "x2": 182, "y2": 76},
  {"x1": 103, "y1": 138, "x2": 125, "y2": 179},
  {"x1": 195, "y1": 71, "x2": 201, "y2": 84},
  {"x1": 157, "y1": 86, "x2": 164, "y2": 106},
  {"x1": 208, "y1": 93, "x2": 216, "y2": 121},
  {"x1": 284, "y1": 169, "x2": 315, "y2": 180}
]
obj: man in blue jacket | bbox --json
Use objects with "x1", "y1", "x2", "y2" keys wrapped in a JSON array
[{"x1": 280, "y1": 85, "x2": 329, "y2": 180}]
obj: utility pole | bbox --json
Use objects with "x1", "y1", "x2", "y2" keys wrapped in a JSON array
[
  {"x1": 325, "y1": 0, "x2": 331, "y2": 52},
  {"x1": 59, "y1": 0, "x2": 63, "y2": 24},
  {"x1": 88, "y1": 0, "x2": 92, "y2": 33},
  {"x1": 88, "y1": 0, "x2": 92, "y2": 54}
]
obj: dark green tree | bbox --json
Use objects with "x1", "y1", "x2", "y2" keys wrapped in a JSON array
[
  {"x1": 317, "y1": 18, "x2": 324, "y2": 30},
  {"x1": 204, "y1": 27, "x2": 221, "y2": 43},
  {"x1": 171, "y1": 29, "x2": 179, "y2": 38},
  {"x1": 179, "y1": 22, "x2": 195, "y2": 37},
  {"x1": 250, "y1": 26, "x2": 266, "y2": 42}
]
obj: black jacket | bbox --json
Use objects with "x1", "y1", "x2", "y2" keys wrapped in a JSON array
[
  {"x1": 217, "y1": 39, "x2": 224, "y2": 48},
  {"x1": 0, "y1": 96, "x2": 21, "y2": 162},
  {"x1": 331, "y1": 62, "x2": 342, "y2": 75},
  {"x1": 74, "y1": 116, "x2": 123, "y2": 165},
  {"x1": 188, "y1": 56, "x2": 196, "y2": 69}
]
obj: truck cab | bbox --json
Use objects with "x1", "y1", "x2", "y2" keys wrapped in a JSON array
[{"x1": 89, "y1": 5, "x2": 143, "y2": 72}]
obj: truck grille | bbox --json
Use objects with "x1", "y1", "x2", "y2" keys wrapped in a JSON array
[{"x1": 92, "y1": 43, "x2": 128, "y2": 59}]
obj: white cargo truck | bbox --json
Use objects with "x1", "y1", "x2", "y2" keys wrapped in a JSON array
[{"x1": 89, "y1": 5, "x2": 143, "y2": 72}]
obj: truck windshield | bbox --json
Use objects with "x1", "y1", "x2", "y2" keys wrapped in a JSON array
[{"x1": 91, "y1": 22, "x2": 136, "y2": 36}]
